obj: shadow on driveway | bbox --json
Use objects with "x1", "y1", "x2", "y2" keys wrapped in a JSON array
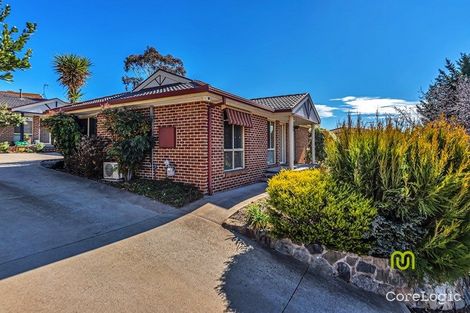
[
  {"x1": 217, "y1": 235, "x2": 407, "y2": 313},
  {"x1": 0, "y1": 161, "x2": 266, "y2": 280}
]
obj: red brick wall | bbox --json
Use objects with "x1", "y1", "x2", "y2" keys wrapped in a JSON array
[
  {"x1": 32, "y1": 116, "x2": 40, "y2": 142},
  {"x1": 95, "y1": 102, "x2": 279, "y2": 194},
  {"x1": 153, "y1": 102, "x2": 209, "y2": 192},
  {"x1": 295, "y1": 127, "x2": 309, "y2": 164},
  {"x1": 0, "y1": 126, "x2": 13, "y2": 143},
  {"x1": 210, "y1": 106, "x2": 268, "y2": 192}
]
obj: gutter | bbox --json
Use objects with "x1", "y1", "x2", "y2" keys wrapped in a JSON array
[{"x1": 51, "y1": 83, "x2": 274, "y2": 114}]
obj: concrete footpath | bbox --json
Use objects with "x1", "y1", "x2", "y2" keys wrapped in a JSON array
[{"x1": 0, "y1": 154, "x2": 407, "y2": 313}]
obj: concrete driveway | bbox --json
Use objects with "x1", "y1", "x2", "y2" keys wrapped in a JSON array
[{"x1": 0, "y1": 154, "x2": 407, "y2": 313}]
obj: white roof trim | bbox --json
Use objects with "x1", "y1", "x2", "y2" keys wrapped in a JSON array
[
  {"x1": 133, "y1": 69, "x2": 192, "y2": 92},
  {"x1": 292, "y1": 94, "x2": 321, "y2": 124},
  {"x1": 12, "y1": 98, "x2": 69, "y2": 113}
]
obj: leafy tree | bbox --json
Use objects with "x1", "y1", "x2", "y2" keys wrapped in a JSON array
[
  {"x1": 122, "y1": 46, "x2": 186, "y2": 90},
  {"x1": 0, "y1": 1, "x2": 37, "y2": 81},
  {"x1": 42, "y1": 113, "x2": 81, "y2": 167},
  {"x1": 418, "y1": 53, "x2": 470, "y2": 131},
  {"x1": 53, "y1": 54, "x2": 92, "y2": 103},
  {"x1": 456, "y1": 76, "x2": 470, "y2": 130},
  {"x1": 0, "y1": 104, "x2": 25, "y2": 127}
]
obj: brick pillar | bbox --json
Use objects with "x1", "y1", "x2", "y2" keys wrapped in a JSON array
[
  {"x1": 32, "y1": 116, "x2": 40, "y2": 142},
  {"x1": 294, "y1": 127, "x2": 309, "y2": 164}
]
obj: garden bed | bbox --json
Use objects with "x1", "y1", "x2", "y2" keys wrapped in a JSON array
[
  {"x1": 42, "y1": 160, "x2": 203, "y2": 208},
  {"x1": 0, "y1": 141, "x2": 47, "y2": 153},
  {"x1": 223, "y1": 200, "x2": 469, "y2": 312},
  {"x1": 106, "y1": 179, "x2": 203, "y2": 208}
]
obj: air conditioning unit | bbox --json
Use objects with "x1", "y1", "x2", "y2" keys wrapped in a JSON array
[{"x1": 103, "y1": 162, "x2": 123, "y2": 181}]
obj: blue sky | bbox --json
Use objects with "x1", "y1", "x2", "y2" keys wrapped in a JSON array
[{"x1": 2, "y1": 0, "x2": 470, "y2": 129}]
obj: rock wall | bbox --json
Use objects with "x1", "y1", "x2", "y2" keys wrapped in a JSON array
[{"x1": 224, "y1": 219, "x2": 469, "y2": 312}]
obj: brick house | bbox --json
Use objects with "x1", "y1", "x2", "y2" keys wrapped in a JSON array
[
  {"x1": 0, "y1": 91, "x2": 68, "y2": 145},
  {"x1": 57, "y1": 69, "x2": 321, "y2": 193}
]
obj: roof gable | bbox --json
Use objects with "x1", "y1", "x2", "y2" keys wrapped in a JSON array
[
  {"x1": 292, "y1": 95, "x2": 321, "y2": 124},
  {"x1": 133, "y1": 69, "x2": 192, "y2": 92}
]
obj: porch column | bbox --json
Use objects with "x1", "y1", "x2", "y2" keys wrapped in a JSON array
[
  {"x1": 19, "y1": 113, "x2": 25, "y2": 141},
  {"x1": 288, "y1": 115, "x2": 295, "y2": 169},
  {"x1": 311, "y1": 123, "x2": 316, "y2": 164}
]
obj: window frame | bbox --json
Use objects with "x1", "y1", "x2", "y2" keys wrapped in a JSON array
[
  {"x1": 39, "y1": 120, "x2": 52, "y2": 144},
  {"x1": 78, "y1": 117, "x2": 97, "y2": 137},
  {"x1": 13, "y1": 116, "x2": 33, "y2": 142},
  {"x1": 267, "y1": 120, "x2": 276, "y2": 165},
  {"x1": 224, "y1": 121, "x2": 245, "y2": 172}
]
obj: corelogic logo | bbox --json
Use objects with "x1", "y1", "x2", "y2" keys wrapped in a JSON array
[{"x1": 390, "y1": 250, "x2": 415, "y2": 270}]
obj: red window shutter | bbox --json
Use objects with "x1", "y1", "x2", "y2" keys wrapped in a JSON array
[
  {"x1": 159, "y1": 127, "x2": 176, "y2": 148},
  {"x1": 225, "y1": 109, "x2": 253, "y2": 128}
]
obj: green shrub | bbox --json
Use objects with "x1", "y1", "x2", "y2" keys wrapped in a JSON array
[
  {"x1": 103, "y1": 108, "x2": 152, "y2": 181},
  {"x1": 42, "y1": 113, "x2": 81, "y2": 167},
  {"x1": 267, "y1": 169, "x2": 376, "y2": 254},
  {"x1": 68, "y1": 136, "x2": 109, "y2": 178},
  {"x1": 246, "y1": 201, "x2": 271, "y2": 230},
  {"x1": 34, "y1": 142, "x2": 45, "y2": 152},
  {"x1": 307, "y1": 128, "x2": 332, "y2": 162},
  {"x1": 0, "y1": 141, "x2": 9, "y2": 153},
  {"x1": 326, "y1": 117, "x2": 470, "y2": 282}
]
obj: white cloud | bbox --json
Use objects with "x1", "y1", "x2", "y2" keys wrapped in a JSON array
[
  {"x1": 331, "y1": 96, "x2": 418, "y2": 115},
  {"x1": 315, "y1": 104, "x2": 337, "y2": 118}
]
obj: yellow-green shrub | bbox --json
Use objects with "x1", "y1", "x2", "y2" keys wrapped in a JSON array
[
  {"x1": 267, "y1": 169, "x2": 376, "y2": 253},
  {"x1": 326, "y1": 117, "x2": 470, "y2": 282}
]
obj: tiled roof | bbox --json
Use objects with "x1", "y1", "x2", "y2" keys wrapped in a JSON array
[
  {"x1": 251, "y1": 93, "x2": 308, "y2": 111},
  {"x1": 73, "y1": 82, "x2": 202, "y2": 107},
  {"x1": 1, "y1": 91, "x2": 43, "y2": 99},
  {"x1": 0, "y1": 93, "x2": 42, "y2": 109}
]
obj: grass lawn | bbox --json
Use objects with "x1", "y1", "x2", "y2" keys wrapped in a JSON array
[{"x1": 110, "y1": 178, "x2": 203, "y2": 207}]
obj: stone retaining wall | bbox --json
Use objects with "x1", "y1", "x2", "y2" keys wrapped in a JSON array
[{"x1": 223, "y1": 218, "x2": 469, "y2": 312}]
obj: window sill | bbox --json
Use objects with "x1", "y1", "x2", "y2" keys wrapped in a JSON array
[{"x1": 224, "y1": 168, "x2": 247, "y2": 177}]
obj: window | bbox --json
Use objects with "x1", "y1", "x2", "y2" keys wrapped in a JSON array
[
  {"x1": 14, "y1": 117, "x2": 33, "y2": 142},
  {"x1": 224, "y1": 114, "x2": 244, "y2": 171},
  {"x1": 40, "y1": 123, "x2": 52, "y2": 144},
  {"x1": 267, "y1": 121, "x2": 275, "y2": 164},
  {"x1": 78, "y1": 117, "x2": 97, "y2": 136}
]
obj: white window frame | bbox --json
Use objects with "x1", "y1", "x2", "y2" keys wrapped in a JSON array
[
  {"x1": 224, "y1": 123, "x2": 245, "y2": 171},
  {"x1": 267, "y1": 120, "x2": 276, "y2": 165}
]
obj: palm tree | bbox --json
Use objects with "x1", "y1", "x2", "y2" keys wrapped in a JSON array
[{"x1": 53, "y1": 54, "x2": 92, "y2": 103}]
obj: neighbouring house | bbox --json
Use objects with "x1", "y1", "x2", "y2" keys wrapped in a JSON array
[
  {"x1": 0, "y1": 90, "x2": 68, "y2": 145},
  {"x1": 54, "y1": 69, "x2": 321, "y2": 193}
]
